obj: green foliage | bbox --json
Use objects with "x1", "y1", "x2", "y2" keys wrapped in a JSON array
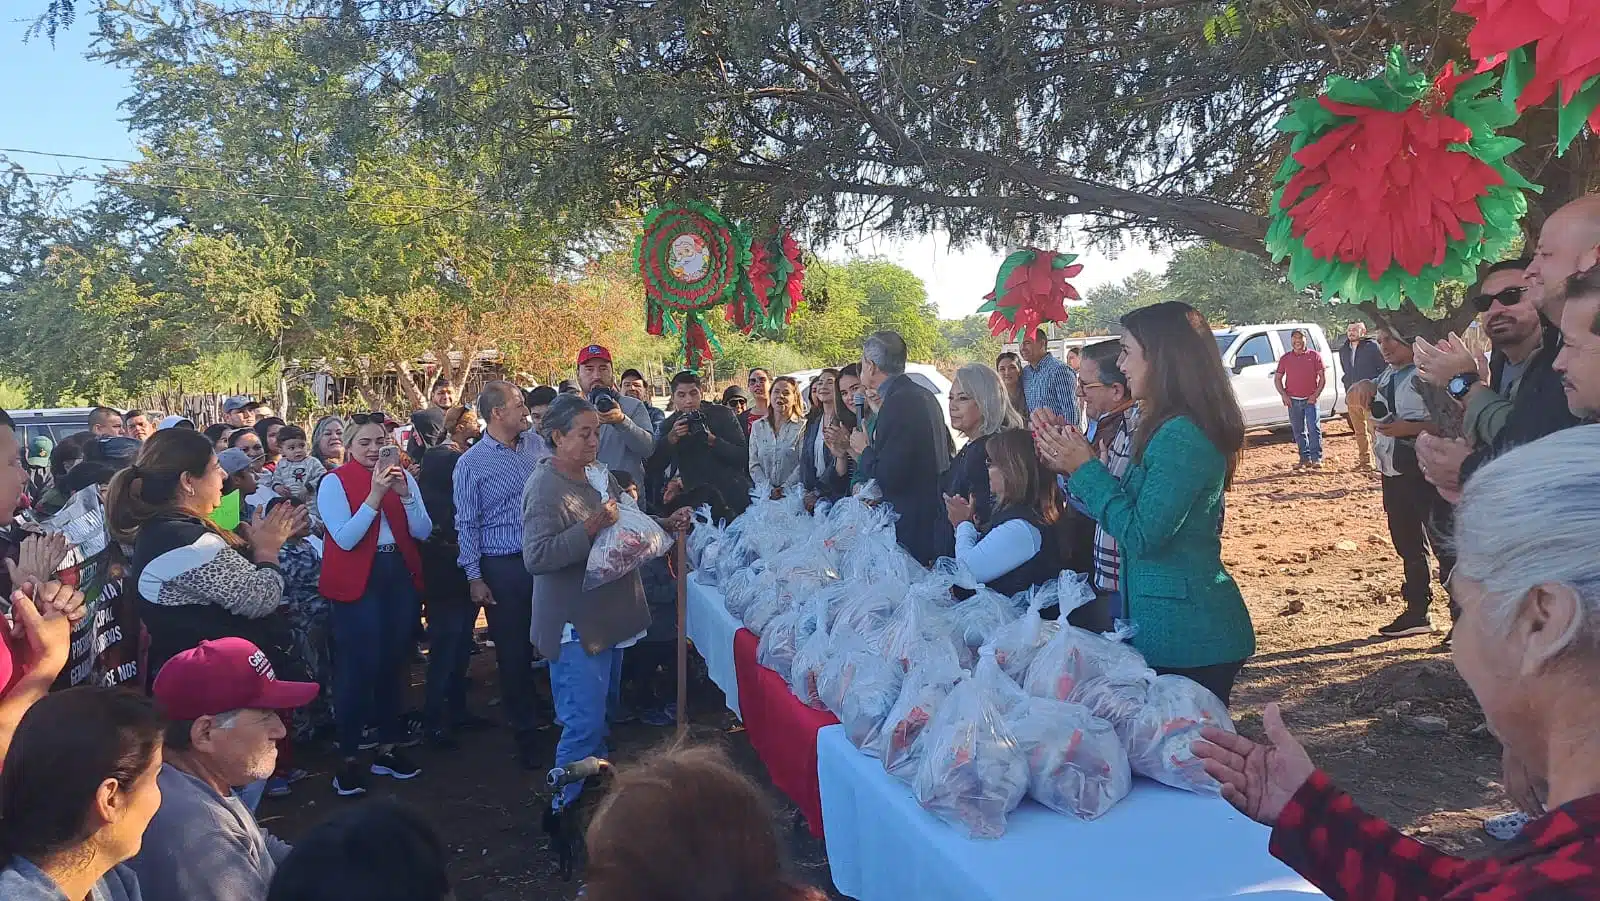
[{"x1": 938, "y1": 316, "x2": 1002, "y2": 364}]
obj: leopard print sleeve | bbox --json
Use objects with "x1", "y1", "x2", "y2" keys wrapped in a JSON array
[{"x1": 141, "y1": 529, "x2": 285, "y2": 619}]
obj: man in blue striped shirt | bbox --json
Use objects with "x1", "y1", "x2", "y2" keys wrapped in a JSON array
[
  {"x1": 1020, "y1": 327, "x2": 1080, "y2": 425},
  {"x1": 452, "y1": 379, "x2": 551, "y2": 767}
]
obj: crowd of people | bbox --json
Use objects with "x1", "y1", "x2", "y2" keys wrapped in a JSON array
[{"x1": 2, "y1": 193, "x2": 1599, "y2": 901}]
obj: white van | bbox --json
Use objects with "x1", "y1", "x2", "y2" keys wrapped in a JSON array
[{"x1": 1213, "y1": 323, "x2": 1345, "y2": 431}]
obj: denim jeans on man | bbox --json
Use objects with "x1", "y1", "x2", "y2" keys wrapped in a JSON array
[
  {"x1": 329, "y1": 550, "x2": 421, "y2": 757},
  {"x1": 1287, "y1": 398, "x2": 1323, "y2": 463},
  {"x1": 549, "y1": 636, "x2": 624, "y2": 809}
]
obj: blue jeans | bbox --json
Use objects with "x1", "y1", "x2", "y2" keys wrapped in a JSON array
[
  {"x1": 329, "y1": 551, "x2": 421, "y2": 758},
  {"x1": 423, "y1": 595, "x2": 477, "y2": 733},
  {"x1": 1288, "y1": 398, "x2": 1323, "y2": 463},
  {"x1": 548, "y1": 639, "x2": 624, "y2": 809}
]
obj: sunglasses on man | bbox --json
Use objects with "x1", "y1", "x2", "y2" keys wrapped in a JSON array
[{"x1": 1471, "y1": 285, "x2": 1526, "y2": 313}]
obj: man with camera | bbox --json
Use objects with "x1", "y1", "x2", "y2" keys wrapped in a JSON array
[
  {"x1": 1353, "y1": 328, "x2": 1455, "y2": 639},
  {"x1": 576, "y1": 345, "x2": 657, "y2": 486},
  {"x1": 647, "y1": 371, "x2": 752, "y2": 522}
]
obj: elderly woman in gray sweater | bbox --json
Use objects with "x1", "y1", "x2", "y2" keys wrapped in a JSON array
[{"x1": 522, "y1": 394, "x2": 692, "y2": 814}]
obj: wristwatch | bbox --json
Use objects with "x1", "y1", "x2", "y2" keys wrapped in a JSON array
[{"x1": 1447, "y1": 371, "x2": 1479, "y2": 400}]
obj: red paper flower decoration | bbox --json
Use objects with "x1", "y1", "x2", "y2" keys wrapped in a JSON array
[
  {"x1": 977, "y1": 249, "x2": 1081, "y2": 340},
  {"x1": 1267, "y1": 50, "x2": 1534, "y2": 308},
  {"x1": 1455, "y1": 0, "x2": 1600, "y2": 152}
]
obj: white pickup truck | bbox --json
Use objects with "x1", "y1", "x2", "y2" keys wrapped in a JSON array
[{"x1": 1213, "y1": 323, "x2": 1346, "y2": 431}]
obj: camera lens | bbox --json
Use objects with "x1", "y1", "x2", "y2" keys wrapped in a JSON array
[{"x1": 1369, "y1": 395, "x2": 1390, "y2": 421}]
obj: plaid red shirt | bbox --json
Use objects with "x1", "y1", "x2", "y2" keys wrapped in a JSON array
[{"x1": 1272, "y1": 769, "x2": 1600, "y2": 900}]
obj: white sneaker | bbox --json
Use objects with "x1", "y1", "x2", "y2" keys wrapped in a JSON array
[{"x1": 1484, "y1": 810, "x2": 1531, "y2": 841}]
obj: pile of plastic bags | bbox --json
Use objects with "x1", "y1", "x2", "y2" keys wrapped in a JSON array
[{"x1": 687, "y1": 485, "x2": 1237, "y2": 838}]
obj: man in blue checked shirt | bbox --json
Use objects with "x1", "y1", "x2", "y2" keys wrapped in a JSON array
[
  {"x1": 1020, "y1": 327, "x2": 1080, "y2": 426},
  {"x1": 452, "y1": 379, "x2": 551, "y2": 769}
]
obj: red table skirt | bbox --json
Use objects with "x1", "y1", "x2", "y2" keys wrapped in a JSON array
[{"x1": 733, "y1": 627, "x2": 839, "y2": 838}]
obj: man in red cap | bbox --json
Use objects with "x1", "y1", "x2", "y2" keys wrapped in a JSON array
[
  {"x1": 576, "y1": 344, "x2": 657, "y2": 486},
  {"x1": 130, "y1": 637, "x2": 318, "y2": 901}
]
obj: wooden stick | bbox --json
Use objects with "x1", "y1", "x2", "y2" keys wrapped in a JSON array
[{"x1": 675, "y1": 530, "x2": 689, "y2": 736}]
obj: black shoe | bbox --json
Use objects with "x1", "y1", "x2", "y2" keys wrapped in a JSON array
[
  {"x1": 427, "y1": 729, "x2": 460, "y2": 751},
  {"x1": 358, "y1": 727, "x2": 380, "y2": 751},
  {"x1": 454, "y1": 713, "x2": 495, "y2": 733},
  {"x1": 333, "y1": 761, "x2": 369, "y2": 797},
  {"x1": 1378, "y1": 612, "x2": 1434, "y2": 638},
  {"x1": 371, "y1": 750, "x2": 422, "y2": 780}
]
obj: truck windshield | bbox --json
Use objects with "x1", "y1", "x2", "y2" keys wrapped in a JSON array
[{"x1": 1213, "y1": 334, "x2": 1236, "y2": 356}]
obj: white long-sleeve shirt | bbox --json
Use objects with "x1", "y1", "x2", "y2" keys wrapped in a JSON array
[
  {"x1": 317, "y1": 470, "x2": 432, "y2": 550},
  {"x1": 954, "y1": 519, "x2": 1042, "y2": 585}
]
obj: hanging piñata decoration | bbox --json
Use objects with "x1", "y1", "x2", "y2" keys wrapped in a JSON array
[
  {"x1": 726, "y1": 229, "x2": 806, "y2": 336},
  {"x1": 1267, "y1": 48, "x2": 1536, "y2": 309},
  {"x1": 1454, "y1": 0, "x2": 1600, "y2": 155},
  {"x1": 636, "y1": 202, "x2": 751, "y2": 371},
  {"x1": 977, "y1": 249, "x2": 1082, "y2": 340}
]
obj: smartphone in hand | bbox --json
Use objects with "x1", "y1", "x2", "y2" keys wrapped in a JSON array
[{"x1": 377, "y1": 445, "x2": 401, "y2": 475}]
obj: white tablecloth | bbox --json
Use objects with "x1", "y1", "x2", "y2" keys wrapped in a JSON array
[
  {"x1": 816, "y1": 724, "x2": 1326, "y2": 901},
  {"x1": 685, "y1": 573, "x2": 742, "y2": 718}
]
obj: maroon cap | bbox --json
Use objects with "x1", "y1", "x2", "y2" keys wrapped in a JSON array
[
  {"x1": 153, "y1": 638, "x2": 319, "y2": 720},
  {"x1": 577, "y1": 344, "x2": 612, "y2": 366}
]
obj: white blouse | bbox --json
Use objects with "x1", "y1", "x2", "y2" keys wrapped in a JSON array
[{"x1": 748, "y1": 417, "x2": 806, "y2": 487}]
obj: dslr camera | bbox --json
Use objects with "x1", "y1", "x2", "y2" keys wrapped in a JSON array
[
  {"x1": 1368, "y1": 392, "x2": 1393, "y2": 423},
  {"x1": 589, "y1": 385, "x2": 620, "y2": 414},
  {"x1": 683, "y1": 409, "x2": 707, "y2": 436}
]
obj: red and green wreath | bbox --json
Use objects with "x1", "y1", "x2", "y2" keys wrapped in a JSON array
[
  {"x1": 726, "y1": 229, "x2": 805, "y2": 336},
  {"x1": 636, "y1": 201, "x2": 751, "y2": 370},
  {"x1": 1455, "y1": 0, "x2": 1600, "y2": 154},
  {"x1": 977, "y1": 249, "x2": 1082, "y2": 340},
  {"x1": 1267, "y1": 49, "x2": 1537, "y2": 309}
]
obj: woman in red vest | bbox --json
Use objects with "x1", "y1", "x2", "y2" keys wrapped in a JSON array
[{"x1": 316, "y1": 413, "x2": 433, "y2": 798}]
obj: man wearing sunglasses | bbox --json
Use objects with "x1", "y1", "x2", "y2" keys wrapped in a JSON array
[{"x1": 1415, "y1": 195, "x2": 1596, "y2": 499}]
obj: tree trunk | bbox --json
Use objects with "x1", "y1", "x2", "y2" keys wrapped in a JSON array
[{"x1": 393, "y1": 360, "x2": 428, "y2": 411}]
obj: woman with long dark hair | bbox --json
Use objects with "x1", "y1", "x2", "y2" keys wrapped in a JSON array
[
  {"x1": 798, "y1": 368, "x2": 852, "y2": 508},
  {"x1": 254, "y1": 417, "x2": 287, "y2": 471},
  {"x1": 0, "y1": 687, "x2": 165, "y2": 901},
  {"x1": 107, "y1": 430, "x2": 305, "y2": 684},
  {"x1": 316, "y1": 412, "x2": 432, "y2": 796},
  {"x1": 995, "y1": 351, "x2": 1027, "y2": 421},
  {"x1": 1035, "y1": 300, "x2": 1253, "y2": 703},
  {"x1": 946, "y1": 428, "x2": 1062, "y2": 598}
]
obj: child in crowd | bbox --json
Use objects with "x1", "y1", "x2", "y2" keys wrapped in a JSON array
[
  {"x1": 945, "y1": 427, "x2": 1064, "y2": 600},
  {"x1": 262, "y1": 425, "x2": 329, "y2": 502},
  {"x1": 268, "y1": 497, "x2": 336, "y2": 748},
  {"x1": 613, "y1": 471, "x2": 677, "y2": 727}
]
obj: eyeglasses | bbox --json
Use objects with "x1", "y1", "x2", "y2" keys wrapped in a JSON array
[
  {"x1": 1077, "y1": 381, "x2": 1108, "y2": 391},
  {"x1": 1471, "y1": 286, "x2": 1526, "y2": 313},
  {"x1": 350, "y1": 411, "x2": 390, "y2": 426}
]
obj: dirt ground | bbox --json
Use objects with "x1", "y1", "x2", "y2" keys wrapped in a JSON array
[{"x1": 260, "y1": 419, "x2": 1505, "y2": 899}]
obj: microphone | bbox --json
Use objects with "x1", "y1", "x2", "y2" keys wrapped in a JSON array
[
  {"x1": 852, "y1": 391, "x2": 866, "y2": 425},
  {"x1": 546, "y1": 757, "x2": 611, "y2": 788}
]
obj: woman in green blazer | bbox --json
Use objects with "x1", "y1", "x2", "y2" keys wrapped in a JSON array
[{"x1": 1035, "y1": 301, "x2": 1254, "y2": 703}]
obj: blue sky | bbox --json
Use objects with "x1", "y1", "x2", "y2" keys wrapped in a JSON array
[{"x1": 0, "y1": 18, "x2": 1167, "y2": 318}]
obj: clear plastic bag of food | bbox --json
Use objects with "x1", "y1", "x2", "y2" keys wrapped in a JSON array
[
  {"x1": 1022, "y1": 615, "x2": 1146, "y2": 702},
  {"x1": 685, "y1": 504, "x2": 722, "y2": 571},
  {"x1": 818, "y1": 624, "x2": 905, "y2": 753},
  {"x1": 743, "y1": 570, "x2": 788, "y2": 636},
  {"x1": 757, "y1": 608, "x2": 802, "y2": 680},
  {"x1": 946, "y1": 585, "x2": 1021, "y2": 660},
  {"x1": 1068, "y1": 673, "x2": 1151, "y2": 724},
  {"x1": 788, "y1": 619, "x2": 833, "y2": 710},
  {"x1": 1006, "y1": 696, "x2": 1131, "y2": 820},
  {"x1": 818, "y1": 493, "x2": 897, "y2": 558},
  {"x1": 840, "y1": 529, "x2": 921, "y2": 588},
  {"x1": 911, "y1": 649, "x2": 1029, "y2": 838},
  {"x1": 583, "y1": 466, "x2": 672, "y2": 590},
  {"x1": 1122, "y1": 674, "x2": 1234, "y2": 794},
  {"x1": 722, "y1": 563, "x2": 766, "y2": 622},
  {"x1": 878, "y1": 651, "x2": 965, "y2": 782},
  {"x1": 984, "y1": 587, "x2": 1061, "y2": 682},
  {"x1": 827, "y1": 579, "x2": 903, "y2": 642},
  {"x1": 881, "y1": 594, "x2": 956, "y2": 673}
]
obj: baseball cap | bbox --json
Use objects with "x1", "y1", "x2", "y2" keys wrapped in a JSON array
[
  {"x1": 26, "y1": 436, "x2": 52, "y2": 467},
  {"x1": 577, "y1": 345, "x2": 612, "y2": 366},
  {"x1": 157, "y1": 414, "x2": 196, "y2": 430},
  {"x1": 222, "y1": 396, "x2": 253, "y2": 414},
  {"x1": 153, "y1": 637, "x2": 319, "y2": 720},
  {"x1": 218, "y1": 448, "x2": 254, "y2": 476}
]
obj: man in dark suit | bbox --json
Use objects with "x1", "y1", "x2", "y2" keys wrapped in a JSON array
[
  {"x1": 647, "y1": 370, "x2": 753, "y2": 522},
  {"x1": 850, "y1": 330, "x2": 954, "y2": 564}
]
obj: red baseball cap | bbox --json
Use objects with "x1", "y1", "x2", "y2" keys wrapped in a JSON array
[
  {"x1": 153, "y1": 638, "x2": 319, "y2": 720},
  {"x1": 577, "y1": 344, "x2": 612, "y2": 366}
]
